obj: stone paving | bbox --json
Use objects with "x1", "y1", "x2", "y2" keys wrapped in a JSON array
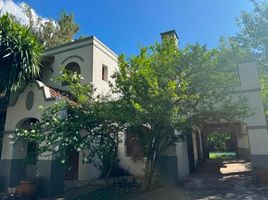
[
  {"x1": 131, "y1": 159, "x2": 268, "y2": 200},
  {"x1": 180, "y1": 159, "x2": 268, "y2": 200}
]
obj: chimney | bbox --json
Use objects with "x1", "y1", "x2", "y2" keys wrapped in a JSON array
[{"x1": 160, "y1": 30, "x2": 178, "y2": 46}]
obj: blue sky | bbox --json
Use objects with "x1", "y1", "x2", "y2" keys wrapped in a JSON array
[{"x1": 13, "y1": 0, "x2": 253, "y2": 56}]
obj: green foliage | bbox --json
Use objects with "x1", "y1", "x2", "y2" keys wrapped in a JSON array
[
  {"x1": 15, "y1": 70, "x2": 124, "y2": 181},
  {"x1": 234, "y1": 0, "x2": 268, "y2": 115},
  {"x1": 23, "y1": 5, "x2": 79, "y2": 48},
  {"x1": 0, "y1": 14, "x2": 43, "y2": 93},
  {"x1": 236, "y1": 0, "x2": 268, "y2": 63},
  {"x1": 207, "y1": 132, "x2": 232, "y2": 152},
  {"x1": 113, "y1": 38, "x2": 251, "y2": 190},
  {"x1": 209, "y1": 152, "x2": 236, "y2": 160}
]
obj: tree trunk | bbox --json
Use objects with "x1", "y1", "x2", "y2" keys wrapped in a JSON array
[
  {"x1": 141, "y1": 152, "x2": 157, "y2": 191},
  {"x1": 104, "y1": 142, "x2": 118, "y2": 185}
]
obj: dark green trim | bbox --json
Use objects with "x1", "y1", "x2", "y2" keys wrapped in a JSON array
[
  {"x1": 237, "y1": 148, "x2": 250, "y2": 161},
  {"x1": 37, "y1": 160, "x2": 64, "y2": 197},
  {"x1": 157, "y1": 155, "x2": 179, "y2": 183},
  {"x1": 251, "y1": 155, "x2": 268, "y2": 169},
  {"x1": 0, "y1": 159, "x2": 26, "y2": 188},
  {"x1": 44, "y1": 36, "x2": 94, "y2": 53},
  {"x1": 45, "y1": 43, "x2": 92, "y2": 56}
]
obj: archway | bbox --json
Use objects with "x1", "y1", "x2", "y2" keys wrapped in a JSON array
[
  {"x1": 207, "y1": 131, "x2": 237, "y2": 160},
  {"x1": 202, "y1": 122, "x2": 251, "y2": 161},
  {"x1": 62, "y1": 62, "x2": 81, "y2": 86}
]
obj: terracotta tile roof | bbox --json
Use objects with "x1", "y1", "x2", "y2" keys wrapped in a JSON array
[{"x1": 49, "y1": 88, "x2": 76, "y2": 105}]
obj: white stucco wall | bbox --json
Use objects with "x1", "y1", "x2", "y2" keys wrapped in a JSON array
[
  {"x1": 2, "y1": 81, "x2": 55, "y2": 160},
  {"x1": 77, "y1": 129, "x2": 102, "y2": 180},
  {"x1": 78, "y1": 150, "x2": 101, "y2": 181},
  {"x1": 92, "y1": 37, "x2": 118, "y2": 96},
  {"x1": 234, "y1": 62, "x2": 268, "y2": 156},
  {"x1": 42, "y1": 38, "x2": 94, "y2": 90},
  {"x1": 42, "y1": 37, "x2": 118, "y2": 98}
]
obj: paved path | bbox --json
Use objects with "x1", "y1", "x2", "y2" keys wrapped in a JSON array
[
  {"x1": 132, "y1": 159, "x2": 268, "y2": 200},
  {"x1": 180, "y1": 159, "x2": 268, "y2": 200}
]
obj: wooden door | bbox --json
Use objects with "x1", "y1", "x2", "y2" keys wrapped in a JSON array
[{"x1": 65, "y1": 149, "x2": 79, "y2": 180}]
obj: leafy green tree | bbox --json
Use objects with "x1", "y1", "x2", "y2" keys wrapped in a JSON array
[
  {"x1": 0, "y1": 13, "x2": 43, "y2": 162},
  {"x1": 112, "y1": 38, "x2": 250, "y2": 190},
  {"x1": 236, "y1": 0, "x2": 268, "y2": 63},
  {"x1": 0, "y1": 14, "x2": 43, "y2": 93},
  {"x1": 234, "y1": 0, "x2": 268, "y2": 114},
  {"x1": 207, "y1": 132, "x2": 232, "y2": 152},
  {"x1": 15, "y1": 70, "x2": 124, "y2": 182},
  {"x1": 23, "y1": 5, "x2": 79, "y2": 48}
]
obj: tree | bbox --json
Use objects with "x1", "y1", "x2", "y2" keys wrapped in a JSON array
[
  {"x1": 112, "y1": 38, "x2": 250, "y2": 190},
  {"x1": 0, "y1": 13, "x2": 43, "y2": 164},
  {"x1": 207, "y1": 132, "x2": 232, "y2": 152},
  {"x1": 23, "y1": 5, "x2": 79, "y2": 48},
  {"x1": 236, "y1": 0, "x2": 268, "y2": 63},
  {"x1": 15, "y1": 70, "x2": 125, "y2": 182},
  {"x1": 234, "y1": 0, "x2": 268, "y2": 115},
  {"x1": 0, "y1": 14, "x2": 43, "y2": 93}
]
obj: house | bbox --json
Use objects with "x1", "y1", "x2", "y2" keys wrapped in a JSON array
[{"x1": 0, "y1": 30, "x2": 268, "y2": 197}]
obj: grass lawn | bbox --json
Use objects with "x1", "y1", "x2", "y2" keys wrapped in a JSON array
[
  {"x1": 209, "y1": 152, "x2": 236, "y2": 159},
  {"x1": 73, "y1": 186, "x2": 140, "y2": 200}
]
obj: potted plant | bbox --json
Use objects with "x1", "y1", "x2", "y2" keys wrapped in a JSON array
[
  {"x1": 16, "y1": 151, "x2": 39, "y2": 199},
  {"x1": 16, "y1": 179, "x2": 37, "y2": 197}
]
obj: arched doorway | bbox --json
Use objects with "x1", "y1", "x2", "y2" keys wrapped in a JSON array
[
  {"x1": 207, "y1": 131, "x2": 237, "y2": 160},
  {"x1": 202, "y1": 122, "x2": 250, "y2": 161}
]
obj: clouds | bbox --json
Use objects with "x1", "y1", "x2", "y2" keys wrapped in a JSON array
[
  {"x1": 0, "y1": 0, "x2": 28, "y2": 23},
  {"x1": 0, "y1": 0, "x2": 48, "y2": 25}
]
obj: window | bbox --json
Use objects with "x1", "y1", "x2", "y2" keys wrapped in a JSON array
[
  {"x1": 125, "y1": 132, "x2": 143, "y2": 160},
  {"x1": 62, "y1": 62, "x2": 81, "y2": 86},
  {"x1": 26, "y1": 91, "x2": 34, "y2": 110},
  {"x1": 102, "y1": 65, "x2": 108, "y2": 82}
]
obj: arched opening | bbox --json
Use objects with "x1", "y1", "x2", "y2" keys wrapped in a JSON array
[
  {"x1": 207, "y1": 131, "x2": 237, "y2": 160},
  {"x1": 16, "y1": 118, "x2": 39, "y2": 180},
  {"x1": 125, "y1": 132, "x2": 143, "y2": 160},
  {"x1": 197, "y1": 122, "x2": 252, "y2": 176},
  {"x1": 62, "y1": 62, "x2": 81, "y2": 86}
]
